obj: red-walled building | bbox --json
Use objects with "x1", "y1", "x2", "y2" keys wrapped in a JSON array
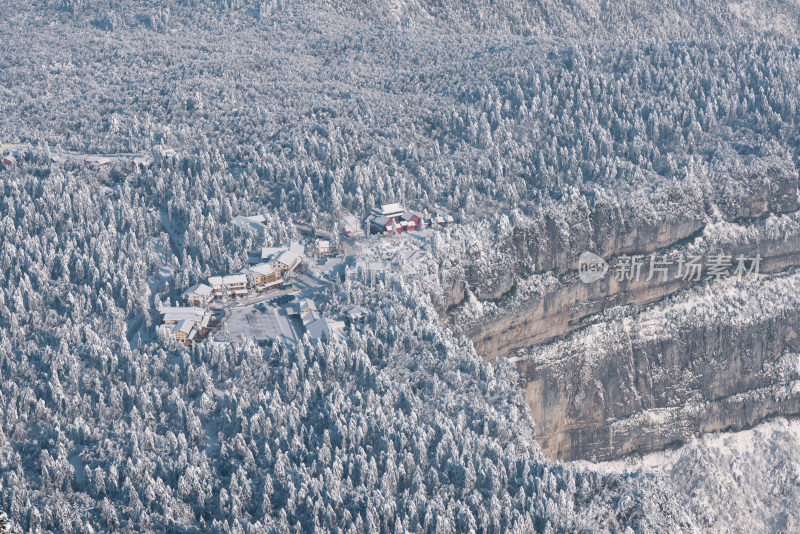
[{"x1": 368, "y1": 203, "x2": 424, "y2": 234}]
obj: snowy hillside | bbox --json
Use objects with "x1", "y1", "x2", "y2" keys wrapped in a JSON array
[
  {"x1": 29, "y1": 0, "x2": 800, "y2": 38},
  {"x1": 2, "y1": 0, "x2": 800, "y2": 532},
  {"x1": 581, "y1": 417, "x2": 800, "y2": 533}
]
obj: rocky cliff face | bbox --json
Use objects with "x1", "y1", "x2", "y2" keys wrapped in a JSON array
[
  {"x1": 438, "y1": 152, "x2": 798, "y2": 313},
  {"x1": 439, "y1": 163, "x2": 800, "y2": 462},
  {"x1": 467, "y1": 221, "x2": 800, "y2": 361},
  {"x1": 457, "y1": 216, "x2": 800, "y2": 461},
  {"x1": 515, "y1": 273, "x2": 800, "y2": 461}
]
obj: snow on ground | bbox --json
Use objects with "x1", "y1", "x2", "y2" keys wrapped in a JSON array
[
  {"x1": 159, "y1": 210, "x2": 184, "y2": 262},
  {"x1": 146, "y1": 237, "x2": 174, "y2": 284},
  {"x1": 126, "y1": 237, "x2": 175, "y2": 344},
  {"x1": 577, "y1": 416, "x2": 800, "y2": 533},
  {"x1": 357, "y1": 229, "x2": 431, "y2": 256},
  {"x1": 223, "y1": 304, "x2": 305, "y2": 345},
  {"x1": 310, "y1": 256, "x2": 344, "y2": 278},
  {"x1": 291, "y1": 271, "x2": 330, "y2": 293},
  {"x1": 578, "y1": 416, "x2": 800, "y2": 475}
]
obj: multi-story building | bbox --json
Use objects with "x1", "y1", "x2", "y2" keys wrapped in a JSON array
[
  {"x1": 158, "y1": 306, "x2": 212, "y2": 343},
  {"x1": 244, "y1": 262, "x2": 283, "y2": 290},
  {"x1": 182, "y1": 283, "x2": 214, "y2": 307},
  {"x1": 208, "y1": 274, "x2": 249, "y2": 298},
  {"x1": 262, "y1": 241, "x2": 305, "y2": 273},
  {"x1": 368, "y1": 203, "x2": 423, "y2": 234}
]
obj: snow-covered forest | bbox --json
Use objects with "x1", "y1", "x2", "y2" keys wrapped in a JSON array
[
  {"x1": 3, "y1": 0, "x2": 800, "y2": 531},
  {"x1": 7, "y1": 0, "x2": 800, "y2": 301}
]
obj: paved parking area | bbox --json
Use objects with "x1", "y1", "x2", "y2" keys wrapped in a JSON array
[
  {"x1": 292, "y1": 271, "x2": 329, "y2": 294},
  {"x1": 223, "y1": 304, "x2": 304, "y2": 344},
  {"x1": 207, "y1": 266, "x2": 333, "y2": 343}
]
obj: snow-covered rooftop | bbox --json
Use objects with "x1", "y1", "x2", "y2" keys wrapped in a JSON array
[
  {"x1": 377, "y1": 203, "x2": 404, "y2": 216},
  {"x1": 159, "y1": 306, "x2": 206, "y2": 316},
  {"x1": 232, "y1": 214, "x2": 269, "y2": 234},
  {"x1": 249, "y1": 263, "x2": 277, "y2": 276},
  {"x1": 298, "y1": 298, "x2": 317, "y2": 312},
  {"x1": 301, "y1": 309, "x2": 322, "y2": 326},
  {"x1": 347, "y1": 306, "x2": 367, "y2": 319},
  {"x1": 305, "y1": 317, "x2": 347, "y2": 342},
  {"x1": 174, "y1": 319, "x2": 194, "y2": 334},
  {"x1": 262, "y1": 241, "x2": 305, "y2": 267},
  {"x1": 182, "y1": 283, "x2": 213, "y2": 297}
]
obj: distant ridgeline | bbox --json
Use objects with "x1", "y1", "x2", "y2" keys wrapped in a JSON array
[{"x1": 44, "y1": 0, "x2": 800, "y2": 40}]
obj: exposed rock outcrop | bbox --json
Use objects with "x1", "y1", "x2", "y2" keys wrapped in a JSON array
[
  {"x1": 432, "y1": 153, "x2": 800, "y2": 463},
  {"x1": 438, "y1": 152, "x2": 797, "y2": 313},
  {"x1": 516, "y1": 273, "x2": 800, "y2": 461},
  {"x1": 467, "y1": 218, "x2": 800, "y2": 361}
]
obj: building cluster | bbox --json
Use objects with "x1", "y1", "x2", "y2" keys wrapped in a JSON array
[
  {"x1": 367, "y1": 203, "x2": 422, "y2": 235},
  {"x1": 158, "y1": 240, "x2": 305, "y2": 343},
  {"x1": 157, "y1": 306, "x2": 213, "y2": 344},
  {"x1": 206, "y1": 241, "x2": 306, "y2": 299},
  {"x1": 340, "y1": 203, "x2": 454, "y2": 237},
  {"x1": 1, "y1": 145, "x2": 24, "y2": 167},
  {"x1": 156, "y1": 196, "x2": 454, "y2": 346}
]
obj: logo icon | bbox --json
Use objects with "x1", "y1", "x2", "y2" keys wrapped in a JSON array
[{"x1": 578, "y1": 251, "x2": 608, "y2": 283}]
